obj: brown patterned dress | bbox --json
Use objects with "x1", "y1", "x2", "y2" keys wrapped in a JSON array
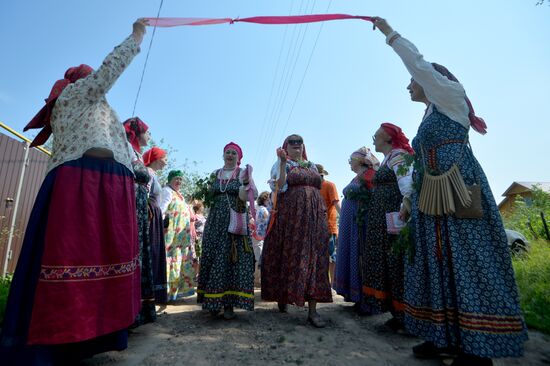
[{"x1": 261, "y1": 162, "x2": 332, "y2": 306}]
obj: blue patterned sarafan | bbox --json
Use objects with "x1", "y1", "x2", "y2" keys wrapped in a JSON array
[{"x1": 405, "y1": 106, "x2": 528, "y2": 358}]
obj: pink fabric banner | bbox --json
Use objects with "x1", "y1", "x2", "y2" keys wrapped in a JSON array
[{"x1": 144, "y1": 14, "x2": 373, "y2": 27}]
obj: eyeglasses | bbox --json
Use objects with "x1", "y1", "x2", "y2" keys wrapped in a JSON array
[
  {"x1": 372, "y1": 135, "x2": 376, "y2": 142},
  {"x1": 287, "y1": 139, "x2": 303, "y2": 146}
]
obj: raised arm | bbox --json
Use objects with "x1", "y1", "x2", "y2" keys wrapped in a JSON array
[
  {"x1": 372, "y1": 17, "x2": 468, "y2": 117},
  {"x1": 64, "y1": 19, "x2": 148, "y2": 104}
]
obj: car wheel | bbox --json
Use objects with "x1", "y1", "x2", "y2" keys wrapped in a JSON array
[{"x1": 510, "y1": 240, "x2": 528, "y2": 257}]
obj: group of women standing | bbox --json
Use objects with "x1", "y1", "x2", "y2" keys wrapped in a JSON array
[{"x1": 0, "y1": 15, "x2": 529, "y2": 366}]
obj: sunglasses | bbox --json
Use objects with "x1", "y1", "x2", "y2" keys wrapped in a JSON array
[{"x1": 287, "y1": 139, "x2": 303, "y2": 146}]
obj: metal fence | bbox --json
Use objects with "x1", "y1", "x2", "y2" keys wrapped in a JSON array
[{"x1": 0, "y1": 122, "x2": 50, "y2": 275}]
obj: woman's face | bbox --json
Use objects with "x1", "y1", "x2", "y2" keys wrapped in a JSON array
[
  {"x1": 138, "y1": 130, "x2": 151, "y2": 147},
  {"x1": 348, "y1": 156, "x2": 363, "y2": 173},
  {"x1": 152, "y1": 156, "x2": 168, "y2": 171},
  {"x1": 286, "y1": 135, "x2": 304, "y2": 160},
  {"x1": 169, "y1": 176, "x2": 183, "y2": 190},
  {"x1": 373, "y1": 127, "x2": 392, "y2": 153},
  {"x1": 407, "y1": 79, "x2": 427, "y2": 103},
  {"x1": 223, "y1": 148, "x2": 238, "y2": 168}
]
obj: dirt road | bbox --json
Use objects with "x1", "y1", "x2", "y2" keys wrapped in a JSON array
[{"x1": 84, "y1": 291, "x2": 550, "y2": 366}]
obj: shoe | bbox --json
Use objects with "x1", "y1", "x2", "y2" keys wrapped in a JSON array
[
  {"x1": 384, "y1": 317, "x2": 405, "y2": 332},
  {"x1": 412, "y1": 341, "x2": 457, "y2": 359},
  {"x1": 451, "y1": 354, "x2": 493, "y2": 366},
  {"x1": 307, "y1": 314, "x2": 326, "y2": 328},
  {"x1": 209, "y1": 309, "x2": 220, "y2": 317},
  {"x1": 277, "y1": 302, "x2": 288, "y2": 313},
  {"x1": 223, "y1": 306, "x2": 235, "y2": 320}
]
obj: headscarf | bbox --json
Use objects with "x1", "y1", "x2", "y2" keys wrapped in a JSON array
[
  {"x1": 223, "y1": 142, "x2": 243, "y2": 166},
  {"x1": 167, "y1": 170, "x2": 183, "y2": 183},
  {"x1": 24, "y1": 64, "x2": 94, "y2": 147},
  {"x1": 282, "y1": 134, "x2": 308, "y2": 161},
  {"x1": 380, "y1": 123, "x2": 414, "y2": 155},
  {"x1": 431, "y1": 63, "x2": 487, "y2": 135},
  {"x1": 142, "y1": 147, "x2": 167, "y2": 167},
  {"x1": 351, "y1": 146, "x2": 380, "y2": 169},
  {"x1": 123, "y1": 117, "x2": 149, "y2": 153}
]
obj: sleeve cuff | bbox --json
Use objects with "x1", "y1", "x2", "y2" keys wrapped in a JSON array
[{"x1": 385, "y1": 31, "x2": 401, "y2": 46}]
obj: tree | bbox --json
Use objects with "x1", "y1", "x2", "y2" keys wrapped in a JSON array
[{"x1": 503, "y1": 185, "x2": 550, "y2": 241}]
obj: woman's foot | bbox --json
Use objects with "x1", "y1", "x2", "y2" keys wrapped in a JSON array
[
  {"x1": 223, "y1": 305, "x2": 235, "y2": 320},
  {"x1": 277, "y1": 302, "x2": 288, "y2": 313},
  {"x1": 209, "y1": 309, "x2": 220, "y2": 317},
  {"x1": 307, "y1": 313, "x2": 326, "y2": 328},
  {"x1": 353, "y1": 302, "x2": 372, "y2": 316},
  {"x1": 412, "y1": 341, "x2": 457, "y2": 359}
]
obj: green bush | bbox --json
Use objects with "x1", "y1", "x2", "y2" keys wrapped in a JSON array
[
  {"x1": 513, "y1": 239, "x2": 550, "y2": 334},
  {"x1": 0, "y1": 274, "x2": 13, "y2": 325},
  {"x1": 504, "y1": 185, "x2": 550, "y2": 241}
]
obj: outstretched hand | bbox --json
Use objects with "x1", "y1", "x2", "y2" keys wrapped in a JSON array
[
  {"x1": 132, "y1": 18, "x2": 149, "y2": 44},
  {"x1": 371, "y1": 17, "x2": 394, "y2": 37}
]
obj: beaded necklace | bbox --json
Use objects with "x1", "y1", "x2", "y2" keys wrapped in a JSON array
[{"x1": 218, "y1": 166, "x2": 239, "y2": 193}]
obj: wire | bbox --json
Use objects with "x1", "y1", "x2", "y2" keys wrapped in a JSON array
[
  {"x1": 278, "y1": 0, "x2": 332, "y2": 143},
  {"x1": 131, "y1": 0, "x2": 164, "y2": 117}
]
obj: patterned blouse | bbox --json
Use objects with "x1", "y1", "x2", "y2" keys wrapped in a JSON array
[
  {"x1": 255, "y1": 205, "x2": 270, "y2": 238},
  {"x1": 48, "y1": 36, "x2": 140, "y2": 173}
]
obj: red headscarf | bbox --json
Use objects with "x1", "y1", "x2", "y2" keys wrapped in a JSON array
[
  {"x1": 123, "y1": 117, "x2": 149, "y2": 153},
  {"x1": 381, "y1": 123, "x2": 414, "y2": 155},
  {"x1": 282, "y1": 134, "x2": 308, "y2": 161},
  {"x1": 24, "y1": 64, "x2": 94, "y2": 147},
  {"x1": 223, "y1": 142, "x2": 243, "y2": 165},
  {"x1": 431, "y1": 63, "x2": 487, "y2": 135},
  {"x1": 142, "y1": 147, "x2": 167, "y2": 167}
]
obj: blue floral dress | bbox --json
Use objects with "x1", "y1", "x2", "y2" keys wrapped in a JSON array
[
  {"x1": 405, "y1": 106, "x2": 528, "y2": 358},
  {"x1": 333, "y1": 177, "x2": 365, "y2": 303}
]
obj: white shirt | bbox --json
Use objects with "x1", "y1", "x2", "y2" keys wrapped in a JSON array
[
  {"x1": 160, "y1": 186, "x2": 174, "y2": 215},
  {"x1": 390, "y1": 35, "x2": 470, "y2": 128},
  {"x1": 47, "y1": 36, "x2": 140, "y2": 173},
  {"x1": 380, "y1": 149, "x2": 414, "y2": 200}
]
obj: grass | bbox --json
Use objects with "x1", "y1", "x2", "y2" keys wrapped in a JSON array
[
  {"x1": 513, "y1": 239, "x2": 550, "y2": 335},
  {"x1": 0, "y1": 274, "x2": 12, "y2": 325}
]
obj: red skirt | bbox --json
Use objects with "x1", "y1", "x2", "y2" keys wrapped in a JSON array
[{"x1": 27, "y1": 157, "x2": 140, "y2": 345}]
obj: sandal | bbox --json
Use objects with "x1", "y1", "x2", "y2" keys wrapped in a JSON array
[
  {"x1": 277, "y1": 302, "x2": 288, "y2": 313},
  {"x1": 307, "y1": 314, "x2": 326, "y2": 328},
  {"x1": 223, "y1": 306, "x2": 235, "y2": 320}
]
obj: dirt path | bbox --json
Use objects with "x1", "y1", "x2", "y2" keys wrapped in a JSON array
[{"x1": 83, "y1": 291, "x2": 550, "y2": 366}]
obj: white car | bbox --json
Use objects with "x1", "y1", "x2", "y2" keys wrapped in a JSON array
[{"x1": 505, "y1": 229, "x2": 530, "y2": 256}]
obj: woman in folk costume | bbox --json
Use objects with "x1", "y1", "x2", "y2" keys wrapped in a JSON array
[
  {"x1": 361, "y1": 123, "x2": 414, "y2": 331},
  {"x1": 261, "y1": 134, "x2": 332, "y2": 328},
  {"x1": 142, "y1": 147, "x2": 168, "y2": 305},
  {"x1": 373, "y1": 17, "x2": 527, "y2": 365},
  {"x1": 123, "y1": 117, "x2": 155, "y2": 326},
  {"x1": 160, "y1": 170, "x2": 197, "y2": 301},
  {"x1": 333, "y1": 147, "x2": 379, "y2": 315},
  {"x1": 197, "y1": 142, "x2": 257, "y2": 319},
  {"x1": 0, "y1": 20, "x2": 147, "y2": 364}
]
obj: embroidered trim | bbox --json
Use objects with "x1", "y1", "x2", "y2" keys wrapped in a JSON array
[
  {"x1": 197, "y1": 289, "x2": 254, "y2": 299},
  {"x1": 39, "y1": 257, "x2": 139, "y2": 282},
  {"x1": 405, "y1": 303, "x2": 525, "y2": 334}
]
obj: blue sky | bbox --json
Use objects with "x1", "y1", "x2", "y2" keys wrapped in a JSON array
[{"x1": 1, "y1": 1, "x2": 549, "y2": 203}]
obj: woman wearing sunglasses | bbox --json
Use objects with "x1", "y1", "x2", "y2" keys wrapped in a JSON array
[{"x1": 261, "y1": 134, "x2": 332, "y2": 328}]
